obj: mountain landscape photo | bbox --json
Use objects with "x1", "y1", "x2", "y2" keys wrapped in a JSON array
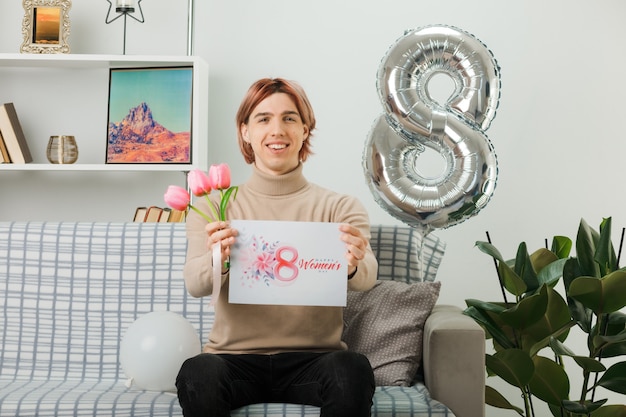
[{"x1": 106, "y1": 102, "x2": 190, "y2": 163}]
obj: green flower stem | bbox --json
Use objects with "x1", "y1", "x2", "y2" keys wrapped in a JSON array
[
  {"x1": 202, "y1": 194, "x2": 220, "y2": 222},
  {"x1": 189, "y1": 204, "x2": 214, "y2": 223},
  {"x1": 219, "y1": 189, "x2": 225, "y2": 221}
]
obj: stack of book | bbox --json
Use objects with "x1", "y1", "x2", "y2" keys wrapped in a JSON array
[
  {"x1": 0, "y1": 102, "x2": 33, "y2": 164},
  {"x1": 133, "y1": 206, "x2": 186, "y2": 222}
]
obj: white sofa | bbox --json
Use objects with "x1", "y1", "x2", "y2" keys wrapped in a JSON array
[{"x1": 0, "y1": 222, "x2": 485, "y2": 417}]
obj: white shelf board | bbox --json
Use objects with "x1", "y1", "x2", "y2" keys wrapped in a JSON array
[
  {"x1": 0, "y1": 163, "x2": 197, "y2": 172},
  {"x1": 0, "y1": 53, "x2": 202, "y2": 69}
]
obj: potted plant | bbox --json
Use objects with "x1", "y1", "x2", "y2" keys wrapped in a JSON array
[{"x1": 464, "y1": 217, "x2": 626, "y2": 416}]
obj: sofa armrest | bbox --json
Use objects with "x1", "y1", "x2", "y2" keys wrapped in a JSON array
[{"x1": 423, "y1": 304, "x2": 485, "y2": 417}]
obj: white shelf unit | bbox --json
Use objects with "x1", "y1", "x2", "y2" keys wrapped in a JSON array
[{"x1": 0, "y1": 53, "x2": 209, "y2": 172}]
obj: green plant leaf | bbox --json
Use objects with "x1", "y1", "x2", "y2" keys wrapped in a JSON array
[
  {"x1": 562, "y1": 398, "x2": 607, "y2": 414},
  {"x1": 576, "y1": 218, "x2": 601, "y2": 278},
  {"x1": 515, "y1": 242, "x2": 541, "y2": 293},
  {"x1": 608, "y1": 311, "x2": 626, "y2": 326},
  {"x1": 476, "y1": 241, "x2": 527, "y2": 297},
  {"x1": 551, "y1": 235, "x2": 572, "y2": 259},
  {"x1": 596, "y1": 217, "x2": 617, "y2": 276},
  {"x1": 528, "y1": 355, "x2": 570, "y2": 405},
  {"x1": 568, "y1": 271, "x2": 626, "y2": 314},
  {"x1": 500, "y1": 286, "x2": 548, "y2": 331},
  {"x1": 598, "y1": 312, "x2": 626, "y2": 357},
  {"x1": 465, "y1": 299, "x2": 507, "y2": 314},
  {"x1": 530, "y1": 248, "x2": 558, "y2": 275},
  {"x1": 546, "y1": 337, "x2": 606, "y2": 374},
  {"x1": 486, "y1": 349, "x2": 534, "y2": 389},
  {"x1": 218, "y1": 186, "x2": 238, "y2": 221},
  {"x1": 547, "y1": 403, "x2": 564, "y2": 417},
  {"x1": 499, "y1": 261, "x2": 528, "y2": 297},
  {"x1": 594, "y1": 328, "x2": 626, "y2": 352},
  {"x1": 562, "y1": 258, "x2": 593, "y2": 333},
  {"x1": 484, "y1": 385, "x2": 525, "y2": 414},
  {"x1": 463, "y1": 304, "x2": 516, "y2": 349},
  {"x1": 523, "y1": 285, "x2": 572, "y2": 354},
  {"x1": 596, "y1": 361, "x2": 626, "y2": 394},
  {"x1": 476, "y1": 241, "x2": 506, "y2": 262},
  {"x1": 536, "y1": 258, "x2": 568, "y2": 288},
  {"x1": 549, "y1": 336, "x2": 576, "y2": 356},
  {"x1": 573, "y1": 355, "x2": 607, "y2": 372},
  {"x1": 529, "y1": 321, "x2": 576, "y2": 358},
  {"x1": 591, "y1": 404, "x2": 626, "y2": 417}
]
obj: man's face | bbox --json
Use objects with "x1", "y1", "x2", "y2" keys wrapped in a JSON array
[{"x1": 240, "y1": 93, "x2": 309, "y2": 176}]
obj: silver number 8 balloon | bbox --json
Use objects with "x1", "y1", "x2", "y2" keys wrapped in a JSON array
[{"x1": 364, "y1": 25, "x2": 501, "y2": 233}]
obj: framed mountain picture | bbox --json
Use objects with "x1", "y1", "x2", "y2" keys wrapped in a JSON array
[{"x1": 106, "y1": 66, "x2": 193, "y2": 164}]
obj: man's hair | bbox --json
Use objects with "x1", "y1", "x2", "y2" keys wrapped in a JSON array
[{"x1": 235, "y1": 78, "x2": 316, "y2": 164}]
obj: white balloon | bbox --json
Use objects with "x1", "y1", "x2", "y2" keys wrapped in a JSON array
[{"x1": 120, "y1": 311, "x2": 202, "y2": 392}]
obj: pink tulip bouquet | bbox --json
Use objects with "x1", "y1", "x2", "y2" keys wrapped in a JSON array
[
  {"x1": 164, "y1": 164, "x2": 238, "y2": 304},
  {"x1": 163, "y1": 163, "x2": 238, "y2": 223}
]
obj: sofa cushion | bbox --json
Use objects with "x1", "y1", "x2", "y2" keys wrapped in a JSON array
[
  {"x1": 234, "y1": 384, "x2": 453, "y2": 416},
  {"x1": 343, "y1": 280, "x2": 441, "y2": 386},
  {"x1": 370, "y1": 225, "x2": 446, "y2": 283},
  {"x1": 0, "y1": 379, "x2": 453, "y2": 417}
]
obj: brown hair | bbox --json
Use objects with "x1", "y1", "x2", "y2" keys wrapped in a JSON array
[{"x1": 235, "y1": 78, "x2": 316, "y2": 164}]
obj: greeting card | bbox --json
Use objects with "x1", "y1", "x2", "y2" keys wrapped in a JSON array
[{"x1": 228, "y1": 220, "x2": 347, "y2": 306}]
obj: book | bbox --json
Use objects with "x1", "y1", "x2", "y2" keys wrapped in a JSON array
[
  {"x1": 0, "y1": 103, "x2": 33, "y2": 164},
  {"x1": 144, "y1": 206, "x2": 163, "y2": 222},
  {"x1": 168, "y1": 209, "x2": 186, "y2": 223},
  {"x1": 134, "y1": 206, "x2": 184, "y2": 222},
  {"x1": 0, "y1": 130, "x2": 10, "y2": 163},
  {"x1": 159, "y1": 207, "x2": 171, "y2": 222},
  {"x1": 133, "y1": 207, "x2": 148, "y2": 222}
]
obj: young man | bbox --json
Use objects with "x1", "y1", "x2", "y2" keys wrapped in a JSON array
[{"x1": 177, "y1": 78, "x2": 378, "y2": 417}]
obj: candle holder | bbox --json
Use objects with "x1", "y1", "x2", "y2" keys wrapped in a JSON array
[
  {"x1": 105, "y1": 0, "x2": 145, "y2": 55},
  {"x1": 47, "y1": 135, "x2": 79, "y2": 164}
]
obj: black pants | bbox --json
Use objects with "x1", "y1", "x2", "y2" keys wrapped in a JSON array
[{"x1": 176, "y1": 350, "x2": 375, "y2": 417}]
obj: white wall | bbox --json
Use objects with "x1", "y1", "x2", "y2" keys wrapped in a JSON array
[{"x1": 2, "y1": 0, "x2": 625, "y2": 413}]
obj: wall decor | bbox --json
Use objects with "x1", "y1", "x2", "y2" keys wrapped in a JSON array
[
  {"x1": 21, "y1": 0, "x2": 71, "y2": 54},
  {"x1": 106, "y1": 66, "x2": 194, "y2": 164},
  {"x1": 363, "y1": 25, "x2": 501, "y2": 234}
]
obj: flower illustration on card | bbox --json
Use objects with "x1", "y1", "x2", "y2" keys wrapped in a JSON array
[
  {"x1": 252, "y1": 251, "x2": 275, "y2": 277},
  {"x1": 237, "y1": 232, "x2": 300, "y2": 288}
]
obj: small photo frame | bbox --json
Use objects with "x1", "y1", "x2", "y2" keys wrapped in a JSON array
[
  {"x1": 106, "y1": 67, "x2": 194, "y2": 164},
  {"x1": 21, "y1": 0, "x2": 71, "y2": 54}
]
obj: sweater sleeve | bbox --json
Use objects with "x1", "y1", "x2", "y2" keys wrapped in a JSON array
[
  {"x1": 346, "y1": 237, "x2": 377, "y2": 292},
  {"x1": 334, "y1": 195, "x2": 378, "y2": 292},
  {"x1": 182, "y1": 197, "x2": 222, "y2": 298}
]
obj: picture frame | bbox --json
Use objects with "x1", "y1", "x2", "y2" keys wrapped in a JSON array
[
  {"x1": 106, "y1": 66, "x2": 194, "y2": 164},
  {"x1": 21, "y1": 0, "x2": 72, "y2": 54}
]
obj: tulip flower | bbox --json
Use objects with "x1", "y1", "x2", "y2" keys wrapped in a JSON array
[
  {"x1": 187, "y1": 169, "x2": 212, "y2": 197},
  {"x1": 208, "y1": 163, "x2": 231, "y2": 190},
  {"x1": 163, "y1": 185, "x2": 190, "y2": 211},
  {"x1": 164, "y1": 184, "x2": 215, "y2": 223},
  {"x1": 208, "y1": 163, "x2": 237, "y2": 221}
]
